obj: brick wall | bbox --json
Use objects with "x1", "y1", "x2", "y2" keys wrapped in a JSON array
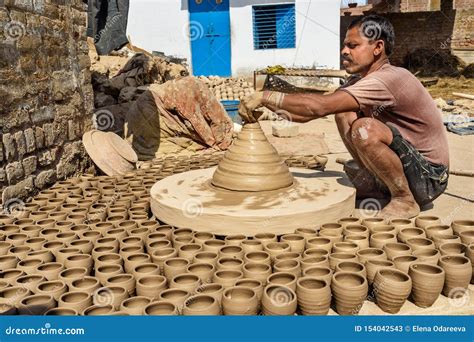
[
  {"x1": 340, "y1": 6, "x2": 474, "y2": 66},
  {"x1": 0, "y1": 0, "x2": 94, "y2": 204}
]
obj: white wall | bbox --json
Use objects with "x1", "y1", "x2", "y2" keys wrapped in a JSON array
[{"x1": 127, "y1": 0, "x2": 341, "y2": 76}]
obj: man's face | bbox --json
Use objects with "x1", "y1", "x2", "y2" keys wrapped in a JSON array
[{"x1": 341, "y1": 26, "x2": 378, "y2": 75}]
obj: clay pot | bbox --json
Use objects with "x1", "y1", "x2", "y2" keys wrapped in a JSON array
[
  {"x1": 459, "y1": 230, "x2": 474, "y2": 245},
  {"x1": 93, "y1": 286, "x2": 128, "y2": 310},
  {"x1": 170, "y1": 274, "x2": 201, "y2": 293},
  {"x1": 57, "y1": 268, "x2": 88, "y2": 288},
  {"x1": 144, "y1": 301, "x2": 178, "y2": 315},
  {"x1": 1, "y1": 269, "x2": 25, "y2": 286},
  {"x1": 120, "y1": 246, "x2": 145, "y2": 260},
  {"x1": 65, "y1": 254, "x2": 93, "y2": 274},
  {"x1": 58, "y1": 291, "x2": 92, "y2": 312},
  {"x1": 383, "y1": 242, "x2": 412, "y2": 261},
  {"x1": 200, "y1": 239, "x2": 224, "y2": 253},
  {"x1": 451, "y1": 220, "x2": 474, "y2": 235},
  {"x1": 242, "y1": 263, "x2": 272, "y2": 285},
  {"x1": 328, "y1": 253, "x2": 358, "y2": 271},
  {"x1": 171, "y1": 228, "x2": 193, "y2": 241},
  {"x1": 95, "y1": 253, "x2": 123, "y2": 270},
  {"x1": 439, "y1": 255, "x2": 472, "y2": 297},
  {"x1": 344, "y1": 235, "x2": 369, "y2": 249},
  {"x1": 297, "y1": 277, "x2": 331, "y2": 315},
  {"x1": 439, "y1": 242, "x2": 467, "y2": 256},
  {"x1": 224, "y1": 234, "x2": 247, "y2": 246},
  {"x1": 196, "y1": 283, "x2": 225, "y2": 304},
  {"x1": 254, "y1": 232, "x2": 277, "y2": 247},
  {"x1": 261, "y1": 284, "x2": 297, "y2": 316},
  {"x1": 151, "y1": 248, "x2": 178, "y2": 273},
  {"x1": 301, "y1": 256, "x2": 329, "y2": 271},
  {"x1": 25, "y1": 250, "x2": 54, "y2": 263},
  {"x1": 15, "y1": 274, "x2": 46, "y2": 292},
  {"x1": 275, "y1": 252, "x2": 301, "y2": 263},
  {"x1": 36, "y1": 262, "x2": 64, "y2": 281},
  {"x1": 302, "y1": 266, "x2": 332, "y2": 285},
  {"x1": 415, "y1": 215, "x2": 441, "y2": 229},
  {"x1": 96, "y1": 265, "x2": 123, "y2": 285},
  {"x1": 343, "y1": 224, "x2": 370, "y2": 238},
  {"x1": 70, "y1": 277, "x2": 101, "y2": 294},
  {"x1": 56, "y1": 248, "x2": 81, "y2": 265},
  {"x1": 234, "y1": 279, "x2": 263, "y2": 301},
  {"x1": 389, "y1": 218, "x2": 412, "y2": 233},
  {"x1": 0, "y1": 286, "x2": 31, "y2": 307},
  {"x1": 45, "y1": 308, "x2": 78, "y2": 316},
  {"x1": 124, "y1": 253, "x2": 151, "y2": 274},
  {"x1": 335, "y1": 261, "x2": 366, "y2": 279},
  {"x1": 305, "y1": 238, "x2": 332, "y2": 253},
  {"x1": 398, "y1": 227, "x2": 425, "y2": 243},
  {"x1": 433, "y1": 234, "x2": 462, "y2": 248},
  {"x1": 412, "y1": 249, "x2": 440, "y2": 265},
  {"x1": 356, "y1": 248, "x2": 387, "y2": 265},
  {"x1": 425, "y1": 225, "x2": 453, "y2": 239},
  {"x1": 243, "y1": 251, "x2": 271, "y2": 267},
  {"x1": 373, "y1": 268, "x2": 412, "y2": 313},
  {"x1": 158, "y1": 289, "x2": 190, "y2": 310},
  {"x1": 338, "y1": 217, "x2": 361, "y2": 228},
  {"x1": 20, "y1": 224, "x2": 41, "y2": 237},
  {"x1": 409, "y1": 263, "x2": 445, "y2": 308},
  {"x1": 406, "y1": 237, "x2": 436, "y2": 252},
  {"x1": 6, "y1": 233, "x2": 28, "y2": 246},
  {"x1": 179, "y1": 243, "x2": 203, "y2": 261},
  {"x1": 294, "y1": 228, "x2": 318, "y2": 239},
  {"x1": 25, "y1": 237, "x2": 47, "y2": 251},
  {"x1": 136, "y1": 275, "x2": 167, "y2": 299},
  {"x1": 332, "y1": 242, "x2": 359, "y2": 254},
  {"x1": 120, "y1": 236, "x2": 144, "y2": 250},
  {"x1": 219, "y1": 245, "x2": 244, "y2": 260},
  {"x1": 241, "y1": 240, "x2": 263, "y2": 253},
  {"x1": 274, "y1": 259, "x2": 302, "y2": 277},
  {"x1": 331, "y1": 272, "x2": 368, "y2": 315},
  {"x1": 321, "y1": 222, "x2": 344, "y2": 235},
  {"x1": 212, "y1": 270, "x2": 243, "y2": 288},
  {"x1": 192, "y1": 232, "x2": 215, "y2": 246},
  {"x1": 364, "y1": 256, "x2": 394, "y2": 281},
  {"x1": 36, "y1": 280, "x2": 67, "y2": 301},
  {"x1": 393, "y1": 255, "x2": 418, "y2": 273},
  {"x1": 0, "y1": 242, "x2": 12, "y2": 256},
  {"x1": 182, "y1": 294, "x2": 221, "y2": 316},
  {"x1": 361, "y1": 218, "x2": 386, "y2": 231},
  {"x1": 280, "y1": 234, "x2": 306, "y2": 253},
  {"x1": 17, "y1": 258, "x2": 43, "y2": 275},
  {"x1": 222, "y1": 286, "x2": 259, "y2": 315},
  {"x1": 120, "y1": 296, "x2": 152, "y2": 315},
  {"x1": 370, "y1": 233, "x2": 397, "y2": 249},
  {"x1": 9, "y1": 246, "x2": 32, "y2": 260},
  {"x1": 187, "y1": 263, "x2": 215, "y2": 283},
  {"x1": 265, "y1": 272, "x2": 296, "y2": 292},
  {"x1": 164, "y1": 258, "x2": 190, "y2": 280},
  {"x1": 69, "y1": 239, "x2": 93, "y2": 254},
  {"x1": 132, "y1": 263, "x2": 160, "y2": 280},
  {"x1": 18, "y1": 294, "x2": 56, "y2": 315},
  {"x1": 105, "y1": 274, "x2": 136, "y2": 296},
  {"x1": 82, "y1": 304, "x2": 115, "y2": 316}
]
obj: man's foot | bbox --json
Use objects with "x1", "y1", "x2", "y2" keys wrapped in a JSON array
[{"x1": 379, "y1": 197, "x2": 420, "y2": 219}]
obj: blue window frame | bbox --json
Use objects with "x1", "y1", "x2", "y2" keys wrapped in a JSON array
[{"x1": 252, "y1": 4, "x2": 296, "y2": 50}]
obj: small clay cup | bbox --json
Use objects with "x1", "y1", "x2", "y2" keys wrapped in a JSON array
[
  {"x1": 241, "y1": 240, "x2": 263, "y2": 253},
  {"x1": 412, "y1": 249, "x2": 440, "y2": 265},
  {"x1": 409, "y1": 263, "x2": 445, "y2": 308},
  {"x1": 222, "y1": 286, "x2": 259, "y2": 315},
  {"x1": 15, "y1": 274, "x2": 46, "y2": 293},
  {"x1": 82, "y1": 304, "x2": 115, "y2": 316},
  {"x1": 343, "y1": 224, "x2": 369, "y2": 238},
  {"x1": 393, "y1": 255, "x2": 419, "y2": 273},
  {"x1": 196, "y1": 283, "x2": 225, "y2": 304},
  {"x1": 144, "y1": 301, "x2": 178, "y2": 315},
  {"x1": 389, "y1": 218, "x2": 413, "y2": 233},
  {"x1": 328, "y1": 253, "x2": 358, "y2": 271},
  {"x1": 193, "y1": 251, "x2": 219, "y2": 267},
  {"x1": 356, "y1": 248, "x2": 387, "y2": 265},
  {"x1": 332, "y1": 242, "x2": 359, "y2": 254},
  {"x1": 280, "y1": 234, "x2": 306, "y2": 253},
  {"x1": 451, "y1": 220, "x2": 474, "y2": 235},
  {"x1": 18, "y1": 294, "x2": 56, "y2": 315},
  {"x1": 120, "y1": 296, "x2": 152, "y2": 315},
  {"x1": 234, "y1": 279, "x2": 263, "y2": 301},
  {"x1": 70, "y1": 277, "x2": 101, "y2": 294},
  {"x1": 212, "y1": 270, "x2": 243, "y2": 288},
  {"x1": 439, "y1": 255, "x2": 472, "y2": 297},
  {"x1": 216, "y1": 257, "x2": 244, "y2": 271},
  {"x1": 294, "y1": 228, "x2": 318, "y2": 239},
  {"x1": 398, "y1": 227, "x2": 425, "y2": 243},
  {"x1": 36, "y1": 262, "x2": 64, "y2": 281},
  {"x1": 374, "y1": 268, "x2": 412, "y2": 313},
  {"x1": 406, "y1": 237, "x2": 436, "y2": 252},
  {"x1": 242, "y1": 263, "x2": 272, "y2": 285},
  {"x1": 344, "y1": 235, "x2": 369, "y2": 249},
  {"x1": 335, "y1": 261, "x2": 366, "y2": 279},
  {"x1": 132, "y1": 263, "x2": 160, "y2": 280},
  {"x1": 305, "y1": 238, "x2": 331, "y2": 253},
  {"x1": 164, "y1": 257, "x2": 190, "y2": 280},
  {"x1": 243, "y1": 251, "x2": 271, "y2": 267},
  {"x1": 36, "y1": 280, "x2": 67, "y2": 301},
  {"x1": 261, "y1": 284, "x2": 297, "y2": 316},
  {"x1": 58, "y1": 291, "x2": 92, "y2": 313},
  {"x1": 415, "y1": 215, "x2": 441, "y2": 229},
  {"x1": 187, "y1": 262, "x2": 215, "y2": 283},
  {"x1": 439, "y1": 242, "x2": 467, "y2": 256},
  {"x1": 300, "y1": 256, "x2": 329, "y2": 271},
  {"x1": 331, "y1": 272, "x2": 368, "y2": 315},
  {"x1": 182, "y1": 294, "x2": 221, "y2": 316},
  {"x1": 369, "y1": 233, "x2": 397, "y2": 249},
  {"x1": 383, "y1": 243, "x2": 412, "y2": 261},
  {"x1": 105, "y1": 274, "x2": 136, "y2": 296},
  {"x1": 96, "y1": 264, "x2": 123, "y2": 285},
  {"x1": 178, "y1": 243, "x2": 203, "y2": 261},
  {"x1": 170, "y1": 273, "x2": 201, "y2": 293},
  {"x1": 301, "y1": 266, "x2": 332, "y2": 285},
  {"x1": 254, "y1": 232, "x2": 277, "y2": 247},
  {"x1": 425, "y1": 225, "x2": 453, "y2": 239},
  {"x1": 45, "y1": 308, "x2": 78, "y2": 316},
  {"x1": 274, "y1": 259, "x2": 301, "y2": 277},
  {"x1": 158, "y1": 289, "x2": 190, "y2": 310},
  {"x1": 296, "y1": 277, "x2": 332, "y2": 315},
  {"x1": 93, "y1": 286, "x2": 128, "y2": 310},
  {"x1": 224, "y1": 234, "x2": 247, "y2": 246},
  {"x1": 366, "y1": 260, "x2": 395, "y2": 285},
  {"x1": 136, "y1": 275, "x2": 167, "y2": 299},
  {"x1": 219, "y1": 245, "x2": 244, "y2": 260}
]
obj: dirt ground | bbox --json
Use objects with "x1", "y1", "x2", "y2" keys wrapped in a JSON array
[
  {"x1": 424, "y1": 76, "x2": 474, "y2": 100},
  {"x1": 260, "y1": 115, "x2": 474, "y2": 223}
]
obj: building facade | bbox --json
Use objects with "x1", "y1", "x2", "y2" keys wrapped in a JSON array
[{"x1": 127, "y1": 0, "x2": 341, "y2": 76}]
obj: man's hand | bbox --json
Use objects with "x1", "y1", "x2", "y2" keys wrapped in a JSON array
[{"x1": 239, "y1": 92, "x2": 264, "y2": 123}]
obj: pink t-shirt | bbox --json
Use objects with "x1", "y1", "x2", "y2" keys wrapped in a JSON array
[{"x1": 339, "y1": 63, "x2": 449, "y2": 167}]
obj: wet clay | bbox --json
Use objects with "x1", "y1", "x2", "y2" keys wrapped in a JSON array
[{"x1": 211, "y1": 123, "x2": 294, "y2": 191}]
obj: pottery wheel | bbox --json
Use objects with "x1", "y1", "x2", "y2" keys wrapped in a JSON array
[{"x1": 150, "y1": 167, "x2": 356, "y2": 236}]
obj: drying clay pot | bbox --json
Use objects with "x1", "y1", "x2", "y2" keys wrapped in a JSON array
[
  {"x1": 306, "y1": 238, "x2": 332, "y2": 253},
  {"x1": 432, "y1": 235, "x2": 462, "y2": 249},
  {"x1": 36, "y1": 280, "x2": 67, "y2": 301},
  {"x1": 192, "y1": 231, "x2": 215, "y2": 245},
  {"x1": 196, "y1": 283, "x2": 225, "y2": 304},
  {"x1": 274, "y1": 252, "x2": 301, "y2": 264},
  {"x1": 261, "y1": 284, "x2": 297, "y2": 316},
  {"x1": 182, "y1": 294, "x2": 221, "y2": 316},
  {"x1": 366, "y1": 260, "x2": 395, "y2": 285},
  {"x1": 93, "y1": 286, "x2": 128, "y2": 310},
  {"x1": 459, "y1": 230, "x2": 474, "y2": 245},
  {"x1": 158, "y1": 289, "x2": 190, "y2": 310},
  {"x1": 0, "y1": 255, "x2": 18, "y2": 271},
  {"x1": 240, "y1": 240, "x2": 264, "y2": 253},
  {"x1": 212, "y1": 270, "x2": 243, "y2": 288},
  {"x1": 96, "y1": 264, "x2": 123, "y2": 285},
  {"x1": 369, "y1": 233, "x2": 397, "y2": 249},
  {"x1": 187, "y1": 263, "x2": 215, "y2": 283},
  {"x1": 179, "y1": 243, "x2": 203, "y2": 261},
  {"x1": 45, "y1": 308, "x2": 78, "y2": 316},
  {"x1": 65, "y1": 254, "x2": 93, "y2": 274},
  {"x1": 389, "y1": 218, "x2": 412, "y2": 233},
  {"x1": 406, "y1": 237, "x2": 436, "y2": 252},
  {"x1": 151, "y1": 248, "x2": 178, "y2": 273},
  {"x1": 216, "y1": 257, "x2": 244, "y2": 272},
  {"x1": 371, "y1": 225, "x2": 396, "y2": 235},
  {"x1": 120, "y1": 296, "x2": 152, "y2": 315},
  {"x1": 244, "y1": 251, "x2": 271, "y2": 267},
  {"x1": 335, "y1": 261, "x2": 366, "y2": 279},
  {"x1": 412, "y1": 249, "x2": 440, "y2": 265},
  {"x1": 328, "y1": 253, "x2": 358, "y2": 271},
  {"x1": 0, "y1": 286, "x2": 31, "y2": 306},
  {"x1": 393, "y1": 255, "x2": 418, "y2": 273},
  {"x1": 82, "y1": 304, "x2": 115, "y2": 316},
  {"x1": 466, "y1": 244, "x2": 474, "y2": 284},
  {"x1": 439, "y1": 242, "x2": 467, "y2": 256},
  {"x1": 144, "y1": 301, "x2": 178, "y2": 316},
  {"x1": 18, "y1": 294, "x2": 56, "y2": 315},
  {"x1": 302, "y1": 266, "x2": 332, "y2": 285},
  {"x1": 243, "y1": 263, "x2": 272, "y2": 285},
  {"x1": 415, "y1": 215, "x2": 441, "y2": 229},
  {"x1": 1, "y1": 269, "x2": 26, "y2": 285},
  {"x1": 170, "y1": 273, "x2": 201, "y2": 293},
  {"x1": 274, "y1": 260, "x2": 301, "y2": 277},
  {"x1": 356, "y1": 248, "x2": 387, "y2": 265},
  {"x1": 344, "y1": 235, "x2": 369, "y2": 249},
  {"x1": 254, "y1": 233, "x2": 277, "y2": 247},
  {"x1": 105, "y1": 274, "x2": 136, "y2": 296},
  {"x1": 234, "y1": 279, "x2": 263, "y2": 301},
  {"x1": 409, "y1": 263, "x2": 445, "y2": 308},
  {"x1": 331, "y1": 272, "x2": 368, "y2": 315},
  {"x1": 164, "y1": 258, "x2": 191, "y2": 280},
  {"x1": 15, "y1": 274, "x2": 46, "y2": 293},
  {"x1": 361, "y1": 218, "x2": 386, "y2": 231},
  {"x1": 224, "y1": 234, "x2": 247, "y2": 246},
  {"x1": 58, "y1": 291, "x2": 92, "y2": 313},
  {"x1": 280, "y1": 234, "x2": 306, "y2": 253},
  {"x1": 343, "y1": 224, "x2": 370, "y2": 238},
  {"x1": 132, "y1": 263, "x2": 160, "y2": 281},
  {"x1": 294, "y1": 228, "x2": 318, "y2": 240},
  {"x1": 451, "y1": 220, "x2": 474, "y2": 235},
  {"x1": 222, "y1": 286, "x2": 259, "y2": 315},
  {"x1": 383, "y1": 243, "x2": 412, "y2": 261},
  {"x1": 373, "y1": 268, "x2": 412, "y2": 314},
  {"x1": 219, "y1": 246, "x2": 244, "y2": 260},
  {"x1": 398, "y1": 227, "x2": 425, "y2": 243},
  {"x1": 70, "y1": 276, "x2": 101, "y2": 295},
  {"x1": 425, "y1": 225, "x2": 453, "y2": 239},
  {"x1": 36, "y1": 262, "x2": 64, "y2": 281},
  {"x1": 332, "y1": 242, "x2": 359, "y2": 254},
  {"x1": 95, "y1": 253, "x2": 123, "y2": 269},
  {"x1": 266, "y1": 272, "x2": 297, "y2": 292},
  {"x1": 296, "y1": 277, "x2": 332, "y2": 315},
  {"x1": 136, "y1": 275, "x2": 167, "y2": 299},
  {"x1": 338, "y1": 217, "x2": 361, "y2": 228},
  {"x1": 124, "y1": 254, "x2": 151, "y2": 274},
  {"x1": 301, "y1": 255, "x2": 329, "y2": 270},
  {"x1": 58, "y1": 268, "x2": 89, "y2": 287},
  {"x1": 439, "y1": 255, "x2": 472, "y2": 297}
]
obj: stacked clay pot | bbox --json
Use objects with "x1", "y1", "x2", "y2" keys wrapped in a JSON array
[{"x1": 0, "y1": 161, "x2": 472, "y2": 316}]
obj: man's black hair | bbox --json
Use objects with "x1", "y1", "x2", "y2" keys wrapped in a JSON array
[{"x1": 348, "y1": 15, "x2": 395, "y2": 56}]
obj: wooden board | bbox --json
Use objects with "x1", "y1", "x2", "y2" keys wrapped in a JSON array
[{"x1": 150, "y1": 168, "x2": 356, "y2": 236}]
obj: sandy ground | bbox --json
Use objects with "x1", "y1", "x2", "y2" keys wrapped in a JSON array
[{"x1": 260, "y1": 116, "x2": 474, "y2": 222}]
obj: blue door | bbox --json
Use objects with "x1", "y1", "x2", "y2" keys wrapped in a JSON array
[{"x1": 188, "y1": 0, "x2": 231, "y2": 77}]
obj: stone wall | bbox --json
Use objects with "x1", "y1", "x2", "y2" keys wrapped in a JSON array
[
  {"x1": 340, "y1": 4, "x2": 474, "y2": 66},
  {"x1": 0, "y1": 0, "x2": 94, "y2": 205}
]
